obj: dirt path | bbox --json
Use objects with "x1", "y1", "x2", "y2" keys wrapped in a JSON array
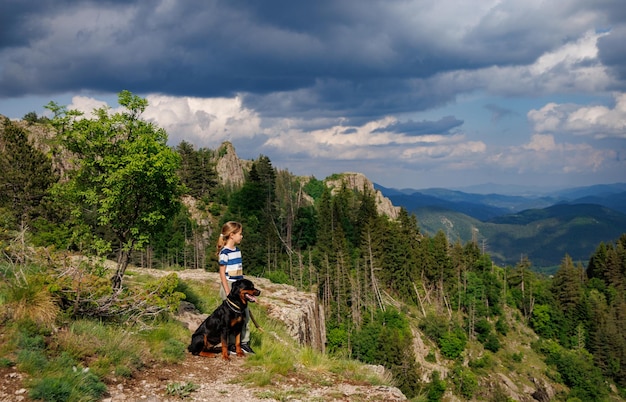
[{"x1": 101, "y1": 352, "x2": 406, "y2": 401}]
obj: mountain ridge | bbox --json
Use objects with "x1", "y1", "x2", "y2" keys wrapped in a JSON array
[{"x1": 375, "y1": 183, "x2": 626, "y2": 268}]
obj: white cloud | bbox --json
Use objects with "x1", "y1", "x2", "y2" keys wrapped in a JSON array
[
  {"x1": 490, "y1": 133, "x2": 618, "y2": 174},
  {"x1": 529, "y1": 30, "x2": 604, "y2": 76},
  {"x1": 143, "y1": 95, "x2": 262, "y2": 147},
  {"x1": 68, "y1": 96, "x2": 111, "y2": 116},
  {"x1": 64, "y1": 94, "x2": 263, "y2": 149},
  {"x1": 523, "y1": 133, "x2": 558, "y2": 152},
  {"x1": 528, "y1": 92, "x2": 626, "y2": 139},
  {"x1": 264, "y1": 115, "x2": 486, "y2": 165}
]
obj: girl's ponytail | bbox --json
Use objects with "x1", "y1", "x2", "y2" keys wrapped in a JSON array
[{"x1": 215, "y1": 221, "x2": 242, "y2": 257}]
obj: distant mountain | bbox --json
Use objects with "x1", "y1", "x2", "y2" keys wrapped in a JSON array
[
  {"x1": 383, "y1": 192, "x2": 507, "y2": 221},
  {"x1": 451, "y1": 182, "x2": 566, "y2": 196},
  {"x1": 566, "y1": 191, "x2": 626, "y2": 215},
  {"x1": 553, "y1": 183, "x2": 626, "y2": 199},
  {"x1": 376, "y1": 182, "x2": 626, "y2": 219},
  {"x1": 410, "y1": 204, "x2": 626, "y2": 268},
  {"x1": 378, "y1": 186, "x2": 557, "y2": 220},
  {"x1": 376, "y1": 183, "x2": 626, "y2": 269},
  {"x1": 486, "y1": 204, "x2": 626, "y2": 267}
]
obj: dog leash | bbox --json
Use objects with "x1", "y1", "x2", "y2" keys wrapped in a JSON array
[
  {"x1": 225, "y1": 296, "x2": 264, "y2": 332},
  {"x1": 249, "y1": 309, "x2": 263, "y2": 332}
]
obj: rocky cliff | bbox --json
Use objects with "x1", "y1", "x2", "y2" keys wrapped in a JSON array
[
  {"x1": 215, "y1": 141, "x2": 248, "y2": 187},
  {"x1": 257, "y1": 278, "x2": 326, "y2": 352},
  {"x1": 325, "y1": 172, "x2": 400, "y2": 219}
]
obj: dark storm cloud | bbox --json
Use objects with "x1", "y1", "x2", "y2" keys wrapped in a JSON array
[
  {"x1": 1, "y1": 0, "x2": 625, "y2": 126},
  {"x1": 597, "y1": 25, "x2": 626, "y2": 86},
  {"x1": 373, "y1": 116, "x2": 463, "y2": 135},
  {"x1": 244, "y1": 77, "x2": 456, "y2": 122}
]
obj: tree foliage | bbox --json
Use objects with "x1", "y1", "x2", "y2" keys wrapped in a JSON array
[
  {"x1": 0, "y1": 118, "x2": 58, "y2": 228},
  {"x1": 47, "y1": 91, "x2": 182, "y2": 289}
]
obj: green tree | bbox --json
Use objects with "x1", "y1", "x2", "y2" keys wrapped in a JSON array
[
  {"x1": 427, "y1": 371, "x2": 446, "y2": 402},
  {"x1": 176, "y1": 141, "x2": 218, "y2": 199},
  {"x1": 353, "y1": 309, "x2": 421, "y2": 398},
  {"x1": 48, "y1": 91, "x2": 182, "y2": 290},
  {"x1": 530, "y1": 304, "x2": 557, "y2": 338},
  {"x1": 508, "y1": 256, "x2": 536, "y2": 321},
  {"x1": 0, "y1": 118, "x2": 57, "y2": 227},
  {"x1": 552, "y1": 254, "x2": 584, "y2": 316},
  {"x1": 227, "y1": 156, "x2": 278, "y2": 275}
]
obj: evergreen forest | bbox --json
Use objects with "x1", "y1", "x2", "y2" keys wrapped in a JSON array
[{"x1": 1, "y1": 92, "x2": 626, "y2": 401}]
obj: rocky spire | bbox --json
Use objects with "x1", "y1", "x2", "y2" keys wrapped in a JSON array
[
  {"x1": 215, "y1": 141, "x2": 247, "y2": 187},
  {"x1": 325, "y1": 172, "x2": 400, "y2": 219}
]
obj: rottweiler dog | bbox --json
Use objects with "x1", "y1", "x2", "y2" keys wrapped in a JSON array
[{"x1": 188, "y1": 278, "x2": 261, "y2": 360}]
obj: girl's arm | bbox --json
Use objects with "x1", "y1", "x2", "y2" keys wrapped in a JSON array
[{"x1": 219, "y1": 265, "x2": 230, "y2": 293}]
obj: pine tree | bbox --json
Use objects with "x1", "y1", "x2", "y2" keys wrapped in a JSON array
[
  {"x1": 0, "y1": 118, "x2": 57, "y2": 227},
  {"x1": 552, "y1": 254, "x2": 584, "y2": 317}
]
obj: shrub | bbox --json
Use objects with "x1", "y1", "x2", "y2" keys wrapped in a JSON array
[
  {"x1": 474, "y1": 318, "x2": 492, "y2": 343},
  {"x1": 484, "y1": 333, "x2": 501, "y2": 353},
  {"x1": 438, "y1": 330, "x2": 467, "y2": 360},
  {"x1": 327, "y1": 326, "x2": 350, "y2": 356},
  {"x1": 469, "y1": 353, "x2": 494, "y2": 369},
  {"x1": 535, "y1": 339, "x2": 609, "y2": 401},
  {"x1": 143, "y1": 273, "x2": 186, "y2": 314},
  {"x1": 495, "y1": 317, "x2": 509, "y2": 335},
  {"x1": 425, "y1": 350, "x2": 437, "y2": 363},
  {"x1": 0, "y1": 266, "x2": 59, "y2": 327},
  {"x1": 267, "y1": 270, "x2": 290, "y2": 284},
  {"x1": 427, "y1": 371, "x2": 446, "y2": 402},
  {"x1": 451, "y1": 365, "x2": 478, "y2": 399},
  {"x1": 419, "y1": 312, "x2": 448, "y2": 342}
]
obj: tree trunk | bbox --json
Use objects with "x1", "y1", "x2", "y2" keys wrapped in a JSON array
[{"x1": 112, "y1": 247, "x2": 132, "y2": 290}]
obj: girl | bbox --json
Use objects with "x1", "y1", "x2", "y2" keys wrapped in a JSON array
[{"x1": 216, "y1": 221, "x2": 254, "y2": 354}]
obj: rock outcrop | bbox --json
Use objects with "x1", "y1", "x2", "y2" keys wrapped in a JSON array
[
  {"x1": 215, "y1": 141, "x2": 247, "y2": 187},
  {"x1": 256, "y1": 279, "x2": 326, "y2": 353},
  {"x1": 325, "y1": 172, "x2": 400, "y2": 219}
]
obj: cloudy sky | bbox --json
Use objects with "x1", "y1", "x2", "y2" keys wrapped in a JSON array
[{"x1": 1, "y1": 0, "x2": 625, "y2": 191}]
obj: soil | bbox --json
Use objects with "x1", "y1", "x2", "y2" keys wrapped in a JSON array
[{"x1": 1, "y1": 353, "x2": 406, "y2": 401}]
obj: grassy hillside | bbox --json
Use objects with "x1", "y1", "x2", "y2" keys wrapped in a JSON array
[{"x1": 412, "y1": 204, "x2": 626, "y2": 268}]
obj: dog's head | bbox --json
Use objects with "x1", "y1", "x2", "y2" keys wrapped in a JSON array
[{"x1": 230, "y1": 279, "x2": 261, "y2": 305}]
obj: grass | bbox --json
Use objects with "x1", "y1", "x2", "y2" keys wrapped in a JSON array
[
  {"x1": 0, "y1": 261, "x2": 194, "y2": 402},
  {"x1": 213, "y1": 293, "x2": 393, "y2": 392},
  {"x1": 139, "y1": 320, "x2": 189, "y2": 363},
  {"x1": 2, "y1": 321, "x2": 108, "y2": 402},
  {"x1": 0, "y1": 263, "x2": 59, "y2": 327},
  {"x1": 0, "y1": 259, "x2": 396, "y2": 402},
  {"x1": 165, "y1": 381, "x2": 199, "y2": 397}
]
